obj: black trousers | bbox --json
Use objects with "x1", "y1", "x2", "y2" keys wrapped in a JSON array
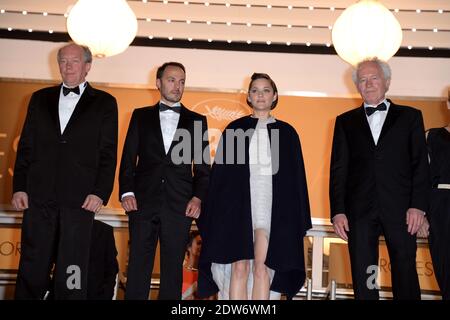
[
  {"x1": 348, "y1": 210, "x2": 421, "y2": 300},
  {"x1": 429, "y1": 189, "x2": 450, "y2": 300},
  {"x1": 15, "y1": 200, "x2": 94, "y2": 300},
  {"x1": 125, "y1": 203, "x2": 192, "y2": 300}
]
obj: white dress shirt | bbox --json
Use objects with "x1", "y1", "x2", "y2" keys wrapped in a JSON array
[
  {"x1": 364, "y1": 99, "x2": 390, "y2": 145},
  {"x1": 121, "y1": 101, "x2": 181, "y2": 200},
  {"x1": 159, "y1": 102, "x2": 181, "y2": 154},
  {"x1": 59, "y1": 82, "x2": 87, "y2": 133}
]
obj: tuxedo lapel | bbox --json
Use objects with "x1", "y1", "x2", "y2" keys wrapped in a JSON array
[
  {"x1": 356, "y1": 105, "x2": 376, "y2": 147},
  {"x1": 378, "y1": 101, "x2": 400, "y2": 145},
  {"x1": 148, "y1": 104, "x2": 167, "y2": 157},
  {"x1": 47, "y1": 85, "x2": 62, "y2": 137}
]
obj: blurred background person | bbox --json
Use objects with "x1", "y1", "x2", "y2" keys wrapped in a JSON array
[{"x1": 182, "y1": 230, "x2": 202, "y2": 299}]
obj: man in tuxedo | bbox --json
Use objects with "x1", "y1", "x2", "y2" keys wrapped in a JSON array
[
  {"x1": 12, "y1": 43, "x2": 118, "y2": 299},
  {"x1": 329, "y1": 58, "x2": 429, "y2": 300},
  {"x1": 119, "y1": 62, "x2": 210, "y2": 299}
]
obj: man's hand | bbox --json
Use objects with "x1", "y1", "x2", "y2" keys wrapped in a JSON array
[
  {"x1": 121, "y1": 195, "x2": 138, "y2": 212},
  {"x1": 417, "y1": 217, "x2": 430, "y2": 238},
  {"x1": 82, "y1": 194, "x2": 103, "y2": 213},
  {"x1": 185, "y1": 196, "x2": 201, "y2": 219},
  {"x1": 332, "y1": 213, "x2": 349, "y2": 241},
  {"x1": 12, "y1": 191, "x2": 29, "y2": 211},
  {"x1": 406, "y1": 208, "x2": 425, "y2": 235}
]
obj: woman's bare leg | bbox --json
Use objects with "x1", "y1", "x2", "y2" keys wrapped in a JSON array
[
  {"x1": 252, "y1": 229, "x2": 270, "y2": 300},
  {"x1": 230, "y1": 260, "x2": 250, "y2": 299}
]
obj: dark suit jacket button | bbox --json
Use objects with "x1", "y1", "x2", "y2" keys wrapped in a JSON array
[
  {"x1": 161, "y1": 178, "x2": 165, "y2": 183},
  {"x1": 60, "y1": 140, "x2": 67, "y2": 144},
  {"x1": 375, "y1": 155, "x2": 382, "y2": 160}
]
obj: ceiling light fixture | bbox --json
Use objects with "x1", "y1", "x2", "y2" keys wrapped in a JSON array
[
  {"x1": 332, "y1": 0, "x2": 402, "y2": 66},
  {"x1": 67, "y1": 0, "x2": 137, "y2": 58}
]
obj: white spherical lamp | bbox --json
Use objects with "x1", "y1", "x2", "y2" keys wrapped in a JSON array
[
  {"x1": 332, "y1": 0, "x2": 403, "y2": 66},
  {"x1": 67, "y1": 0, "x2": 138, "y2": 58}
]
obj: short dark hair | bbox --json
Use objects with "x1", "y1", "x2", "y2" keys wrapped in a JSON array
[
  {"x1": 247, "y1": 73, "x2": 279, "y2": 109},
  {"x1": 156, "y1": 62, "x2": 186, "y2": 80}
]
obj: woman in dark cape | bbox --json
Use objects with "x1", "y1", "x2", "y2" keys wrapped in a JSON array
[{"x1": 197, "y1": 73, "x2": 312, "y2": 300}]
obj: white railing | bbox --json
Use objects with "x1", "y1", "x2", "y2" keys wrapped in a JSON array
[{"x1": 0, "y1": 209, "x2": 440, "y2": 300}]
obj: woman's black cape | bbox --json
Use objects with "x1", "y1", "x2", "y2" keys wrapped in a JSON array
[{"x1": 197, "y1": 115, "x2": 312, "y2": 299}]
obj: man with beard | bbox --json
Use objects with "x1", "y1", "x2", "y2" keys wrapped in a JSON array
[{"x1": 119, "y1": 62, "x2": 210, "y2": 299}]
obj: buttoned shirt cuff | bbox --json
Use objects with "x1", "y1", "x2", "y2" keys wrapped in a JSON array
[{"x1": 121, "y1": 192, "x2": 135, "y2": 201}]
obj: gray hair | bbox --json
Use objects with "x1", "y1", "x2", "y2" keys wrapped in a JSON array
[
  {"x1": 352, "y1": 57, "x2": 391, "y2": 85},
  {"x1": 57, "y1": 43, "x2": 93, "y2": 63}
]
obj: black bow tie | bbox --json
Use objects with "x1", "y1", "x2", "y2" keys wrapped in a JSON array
[
  {"x1": 365, "y1": 103, "x2": 387, "y2": 116},
  {"x1": 159, "y1": 103, "x2": 181, "y2": 113},
  {"x1": 62, "y1": 86, "x2": 80, "y2": 96}
]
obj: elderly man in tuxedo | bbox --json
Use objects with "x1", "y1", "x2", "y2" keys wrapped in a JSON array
[
  {"x1": 329, "y1": 57, "x2": 430, "y2": 300},
  {"x1": 12, "y1": 43, "x2": 118, "y2": 299},
  {"x1": 119, "y1": 62, "x2": 210, "y2": 299}
]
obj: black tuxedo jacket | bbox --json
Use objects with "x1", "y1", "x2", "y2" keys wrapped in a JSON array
[
  {"x1": 330, "y1": 100, "x2": 430, "y2": 222},
  {"x1": 13, "y1": 83, "x2": 118, "y2": 207},
  {"x1": 119, "y1": 104, "x2": 210, "y2": 214}
]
